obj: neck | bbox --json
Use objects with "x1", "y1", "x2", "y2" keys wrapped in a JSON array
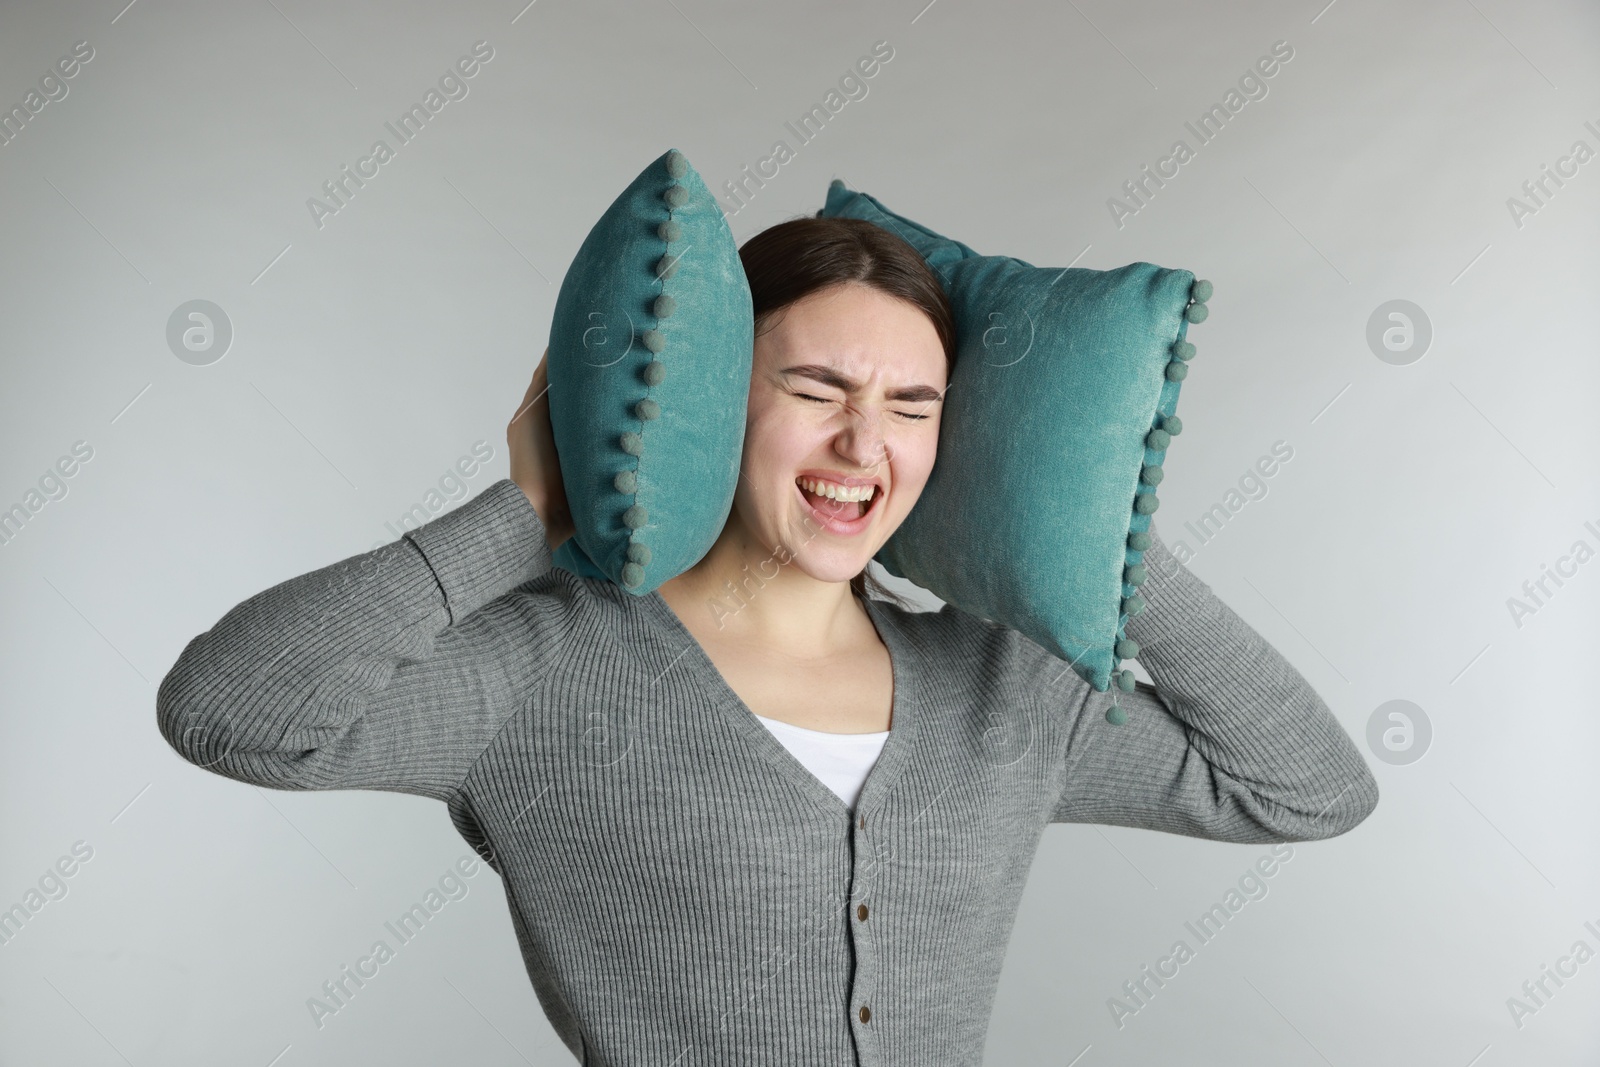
[{"x1": 657, "y1": 517, "x2": 865, "y2": 656}]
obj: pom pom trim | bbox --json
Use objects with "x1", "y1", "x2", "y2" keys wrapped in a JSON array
[
  {"x1": 618, "y1": 149, "x2": 690, "y2": 588},
  {"x1": 1107, "y1": 275, "x2": 1212, "y2": 724}
]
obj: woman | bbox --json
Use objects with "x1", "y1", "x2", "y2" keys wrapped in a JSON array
[{"x1": 157, "y1": 217, "x2": 1378, "y2": 1065}]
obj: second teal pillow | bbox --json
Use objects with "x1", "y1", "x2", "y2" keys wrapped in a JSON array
[{"x1": 819, "y1": 180, "x2": 1211, "y2": 721}]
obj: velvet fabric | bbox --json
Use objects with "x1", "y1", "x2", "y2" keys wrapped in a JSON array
[{"x1": 548, "y1": 149, "x2": 753, "y2": 594}]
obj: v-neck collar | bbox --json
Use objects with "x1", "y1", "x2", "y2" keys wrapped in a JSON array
[{"x1": 639, "y1": 587, "x2": 921, "y2": 823}]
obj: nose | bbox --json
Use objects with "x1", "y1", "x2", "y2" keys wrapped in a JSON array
[{"x1": 834, "y1": 403, "x2": 892, "y2": 479}]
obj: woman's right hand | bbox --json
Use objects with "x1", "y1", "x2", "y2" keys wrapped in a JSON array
[{"x1": 508, "y1": 347, "x2": 575, "y2": 553}]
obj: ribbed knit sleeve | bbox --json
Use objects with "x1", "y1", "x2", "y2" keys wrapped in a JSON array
[
  {"x1": 156, "y1": 479, "x2": 558, "y2": 801},
  {"x1": 1049, "y1": 524, "x2": 1379, "y2": 842}
]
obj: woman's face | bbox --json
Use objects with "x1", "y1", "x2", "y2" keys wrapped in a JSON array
[{"x1": 731, "y1": 281, "x2": 947, "y2": 584}]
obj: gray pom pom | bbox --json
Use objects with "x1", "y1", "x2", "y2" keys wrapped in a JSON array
[
  {"x1": 1163, "y1": 414, "x2": 1183, "y2": 435},
  {"x1": 1105, "y1": 703, "x2": 1127, "y2": 725},
  {"x1": 1125, "y1": 563, "x2": 1148, "y2": 586},
  {"x1": 636, "y1": 398, "x2": 660, "y2": 421},
  {"x1": 1184, "y1": 301, "x2": 1209, "y2": 324},
  {"x1": 642, "y1": 360, "x2": 666, "y2": 386},
  {"x1": 619, "y1": 431, "x2": 643, "y2": 456},
  {"x1": 658, "y1": 219, "x2": 683, "y2": 243},
  {"x1": 1191, "y1": 278, "x2": 1213, "y2": 302},
  {"x1": 1171, "y1": 340, "x2": 1196, "y2": 360},
  {"x1": 1141, "y1": 465, "x2": 1164, "y2": 485},
  {"x1": 663, "y1": 185, "x2": 689, "y2": 209},
  {"x1": 1165, "y1": 361, "x2": 1189, "y2": 381},
  {"x1": 1146, "y1": 427, "x2": 1171, "y2": 450},
  {"x1": 665, "y1": 150, "x2": 688, "y2": 179},
  {"x1": 1122, "y1": 594, "x2": 1145, "y2": 616},
  {"x1": 1115, "y1": 637, "x2": 1140, "y2": 659},
  {"x1": 1127, "y1": 530, "x2": 1152, "y2": 551},
  {"x1": 655, "y1": 254, "x2": 679, "y2": 280},
  {"x1": 614, "y1": 469, "x2": 637, "y2": 494},
  {"x1": 627, "y1": 541, "x2": 652, "y2": 565},
  {"x1": 1116, "y1": 669, "x2": 1136, "y2": 692},
  {"x1": 623, "y1": 504, "x2": 648, "y2": 529},
  {"x1": 641, "y1": 328, "x2": 665, "y2": 353},
  {"x1": 653, "y1": 294, "x2": 677, "y2": 319}
]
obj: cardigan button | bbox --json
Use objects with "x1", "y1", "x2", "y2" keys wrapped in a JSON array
[
  {"x1": 857, "y1": 903, "x2": 869, "y2": 922},
  {"x1": 859, "y1": 814, "x2": 866, "y2": 829},
  {"x1": 859, "y1": 1005, "x2": 871, "y2": 1023}
]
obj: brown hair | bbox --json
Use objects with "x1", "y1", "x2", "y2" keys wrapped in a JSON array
[{"x1": 737, "y1": 215, "x2": 955, "y2": 611}]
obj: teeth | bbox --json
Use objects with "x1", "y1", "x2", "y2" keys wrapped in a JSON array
[{"x1": 798, "y1": 477, "x2": 876, "y2": 503}]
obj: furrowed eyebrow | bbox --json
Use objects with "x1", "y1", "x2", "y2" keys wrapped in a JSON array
[{"x1": 780, "y1": 364, "x2": 944, "y2": 404}]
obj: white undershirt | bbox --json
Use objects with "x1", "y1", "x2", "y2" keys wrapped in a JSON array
[{"x1": 752, "y1": 714, "x2": 890, "y2": 811}]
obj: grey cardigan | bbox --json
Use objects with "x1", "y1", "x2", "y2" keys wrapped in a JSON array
[{"x1": 156, "y1": 478, "x2": 1378, "y2": 1065}]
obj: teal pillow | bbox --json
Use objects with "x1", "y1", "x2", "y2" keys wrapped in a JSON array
[
  {"x1": 548, "y1": 148, "x2": 753, "y2": 594},
  {"x1": 818, "y1": 180, "x2": 1212, "y2": 723}
]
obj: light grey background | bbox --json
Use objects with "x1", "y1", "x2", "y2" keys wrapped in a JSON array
[{"x1": 2, "y1": 0, "x2": 1597, "y2": 1063}]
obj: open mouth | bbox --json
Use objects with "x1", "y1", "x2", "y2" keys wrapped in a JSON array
[{"x1": 795, "y1": 476, "x2": 882, "y2": 527}]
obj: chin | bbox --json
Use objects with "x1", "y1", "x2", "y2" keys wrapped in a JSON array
[
  {"x1": 797, "y1": 554, "x2": 873, "y2": 586},
  {"x1": 785, "y1": 525, "x2": 891, "y2": 585}
]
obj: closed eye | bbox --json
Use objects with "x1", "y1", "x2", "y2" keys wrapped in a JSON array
[{"x1": 793, "y1": 392, "x2": 930, "y2": 421}]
